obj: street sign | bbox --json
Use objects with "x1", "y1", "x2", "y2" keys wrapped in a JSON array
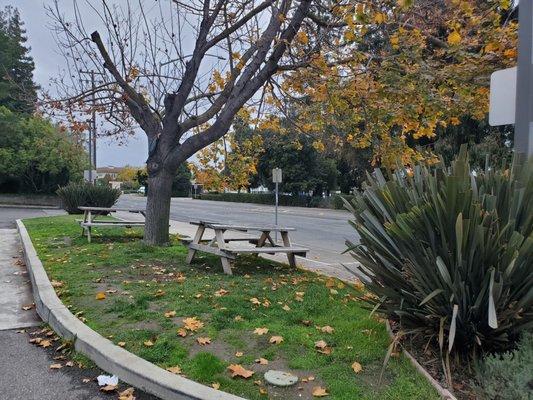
[
  {"x1": 489, "y1": 67, "x2": 516, "y2": 126},
  {"x1": 272, "y1": 168, "x2": 282, "y2": 183},
  {"x1": 84, "y1": 170, "x2": 97, "y2": 182}
]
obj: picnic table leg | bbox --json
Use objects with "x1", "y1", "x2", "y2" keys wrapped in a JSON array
[
  {"x1": 281, "y1": 231, "x2": 296, "y2": 267},
  {"x1": 257, "y1": 231, "x2": 268, "y2": 247},
  {"x1": 215, "y1": 229, "x2": 233, "y2": 275},
  {"x1": 81, "y1": 210, "x2": 88, "y2": 237},
  {"x1": 87, "y1": 210, "x2": 92, "y2": 243},
  {"x1": 186, "y1": 225, "x2": 205, "y2": 264}
]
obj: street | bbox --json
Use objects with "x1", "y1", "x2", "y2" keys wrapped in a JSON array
[{"x1": 117, "y1": 194, "x2": 360, "y2": 266}]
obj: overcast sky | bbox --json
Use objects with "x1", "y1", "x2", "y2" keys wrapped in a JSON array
[{"x1": 1, "y1": 0, "x2": 149, "y2": 167}]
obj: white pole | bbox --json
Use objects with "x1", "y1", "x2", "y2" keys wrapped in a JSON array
[
  {"x1": 275, "y1": 181, "x2": 279, "y2": 242},
  {"x1": 515, "y1": 0, "x2": 533, "y2": 158}
]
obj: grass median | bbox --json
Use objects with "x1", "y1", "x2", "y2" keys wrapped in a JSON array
[{"x1": 24, "y1": 215, "x2": 437, "y2": 400}]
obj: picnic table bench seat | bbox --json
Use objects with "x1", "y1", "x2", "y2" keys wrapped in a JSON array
[
  {"x1": 184, "y1": 220, "x2": 309, "y2": 275},
  {"x1": 77, "y1": 206, "x2": 146, "y2": 242}
]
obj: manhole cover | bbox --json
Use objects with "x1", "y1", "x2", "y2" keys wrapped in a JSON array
[{"x1": 264, "y1": 370, "x2": 298, "y2": 387}]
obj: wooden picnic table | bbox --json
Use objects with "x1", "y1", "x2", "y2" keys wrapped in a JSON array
[
  {"x1": 78, "y1": 206, "x2": 146, "y2": 243},
  {"x1": 183, "y1": 220, "x2": 309, "y2": 275}
]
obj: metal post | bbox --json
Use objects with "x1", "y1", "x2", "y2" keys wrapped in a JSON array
[
  {"x1": 275, "y1": 181, "x2": 279, "y2": 242},
  {"x1": 515, "y1": 0, "x2": 533, "y2": 157}
]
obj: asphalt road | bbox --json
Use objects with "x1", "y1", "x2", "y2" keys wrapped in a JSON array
[
  {"x1": 0, "y1": 206, "x2": 158, "y2": 400},
  {"x1": 117, "y1": 194, "x2": 359, "y2": 265}
]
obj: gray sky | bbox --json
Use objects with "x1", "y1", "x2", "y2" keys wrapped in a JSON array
[{"x1": 1, "y1": 0, "x2": 148, "y2": 167}]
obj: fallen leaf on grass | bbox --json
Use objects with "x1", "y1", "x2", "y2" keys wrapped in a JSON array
[
  {"x1": 176, "y1": 274, "x2": 186, "y2": 283},
  {"x1": 250, "y1": 297, "x2": 261, "y2": 305},
  {"x1": 253, "y1": 327, "x2": 268, "y2": 335},
  {"x1": 214, "y1": 288, "x2": 229, "y2": 297},
  {"x1": 143, "y1": 340, "x2": 154, "y2": 347},
  {"x1": 117, "y1": 342, "x2": 126, "y2": 347},
  {"x1": 259, "y1": 387, "x2": 267, "y2": 395},
  {"x1": 212, "y1": 382, "x2": 220, "y2": 390},
  {"x1": 295, "y1": 291, "x2": 305, "y2": 302},
  {"x1": 183, "y1": 317, "x2": 204, "y2": 331},
  {"x1": 312, "y1": 386, "x2": 328, "y2": 397},
  {"x1": 50, "y1": 363, "x2": 62, "y2": 369},
  {"x1": 255, "y1": 358, "x2": 268, "y2": 365},
  {"x1": 282, "y1": 304, "x2": 291, "y2": 311},
  {"x1": 194, "y1": 293, "x2": 203, "y2": 299},
  {"x1": 50, "y1": 280, "x2": 63, "y2": 288},
  {"x1": 166, "y1": 366, "x2": 182, "y2": 374},
  {"x1": 318, "y1": 325, "x2": 334, "y2": 334},
  {"x1": 351, "y1": 361, "x2": 362, "y2": 373},
  {"x1": 315, "y1": 340, "x2": 328, "y2": 349},
  {"x1": 235, "y1": 351, "x2": 244, "y2": 357},
  {"x1": 234, "y1": 315, "x2": 243, "y2": 322},
  {"x1": 118, "y1": 387, "x2": 135, "y2": 400},
  {"x1": 164, "y1": 310, "x2": 176, "y2": 318},
  {"x1": 177, "y1": 328, "x2": 187, "y2": 337},
  {"x1": 228, "y1": 364, "x2": 254, "y2": 378},
  {"x1": 196, "y1": 337, "x2": 211, "y2": 346},
  {"x1": 154, "y1": 289, "x2": 165, "y2": 297},
  {"x1": 95, "y1": 292, "x2": 106, "y2": 300},
  {"x1": 269, "y1": 336, "x2": 283, "y2": 345}
]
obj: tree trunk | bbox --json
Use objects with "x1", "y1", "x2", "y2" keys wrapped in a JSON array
[{"x1": 144, "y1": 168, "x2": 173, "y2": 245}]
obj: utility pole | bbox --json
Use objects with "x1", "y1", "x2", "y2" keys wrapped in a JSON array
[
  {"x1": 79, "y1": 69, "x2": 101, "y2": 183},
  {"x1": 514, "y1": 0, "x2": 533, "y2": 158}
]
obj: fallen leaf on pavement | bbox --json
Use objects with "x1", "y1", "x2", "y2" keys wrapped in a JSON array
[
  {"x1": 49, "y1": 363, "x2": 62, "y2": 369},
  {"x1": 351, "y1": 361, "x2": 362, "y2": 373},
  {"x1": 166, "y1": 366, "x2": 182, "y2": 374},
  {"x1": 82, "y1": 378, "x2": 91, "y2": 383},
  {"x1": 196, "y1": 337, "x2": 211, "y2": 346},
  {"x1": 95, "y1": 292, "x2": 106, "y2": 300},
  {"x1": 118, "y1": 387, "x2": 135, "y2": 400},
  {"x1": 269, "y1": 336, "x2": 283, "y2": 345},
  {"x1": 228, "y1": 364, "x2": 254, "y2": 379},
  {"x1": 312, "y1": 386, "x2": 329, "y2": 397},
  {"x1": 65, "y1": 361, "x2": 74, "y2": 367},
  {"x1": 40, "y1": 339, "x2": 52, "y2": 348},
  {"x1": 253, "y1": 327, "x2": 268, "y2": 335},
  {"x1": 22, "y1": 304, "x2": 34, "y2": 311},
  {"x1": 100, "y1": 384, "x2": 117, "y2": 392}
]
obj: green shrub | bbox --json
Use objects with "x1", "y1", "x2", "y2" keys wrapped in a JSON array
[
  {"x1": 473, "y1": 332, "x2": 533, "y2": 400},
  {"x1": 345, "y1": 147, "x2": 532, "y2": 364},
  {"x1": 57, "y1": 182, "x2": 121, "y2": 214},
  {"x1": 332, "y1": 194, "x2": 355, "y2": 209}
]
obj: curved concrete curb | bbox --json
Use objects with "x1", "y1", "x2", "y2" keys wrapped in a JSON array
[
  {"x1": 16, "y1": 219, "x2": 246, "y2": 400},
  {"x1": 385, "y1": 321, "x2": 457, "y2": 400}
]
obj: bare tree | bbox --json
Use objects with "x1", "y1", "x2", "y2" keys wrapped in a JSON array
[{"x1": 46, "y1": 0, "x2": 342, "y2": 244}]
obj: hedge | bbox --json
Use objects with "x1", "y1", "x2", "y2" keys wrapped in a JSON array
[{"x1": 194, "y1": 192, "x2": 355, "y2": 210}]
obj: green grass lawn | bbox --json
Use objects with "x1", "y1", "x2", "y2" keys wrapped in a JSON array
[{"x1": 24, "y1": 215, "x2": 438, "y2": 400}]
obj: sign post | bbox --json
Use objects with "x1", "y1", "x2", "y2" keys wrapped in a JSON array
[
  {"x1": 272, "y1": 168, "x2": 282, "y2": 242},
  {"x1": 514, "y1": 0, "x2": 533, "y2": 158}
]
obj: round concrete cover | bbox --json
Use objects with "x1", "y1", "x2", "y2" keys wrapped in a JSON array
[{"x1": 264, "y1": 370, "x2": 298, "y2": 387}]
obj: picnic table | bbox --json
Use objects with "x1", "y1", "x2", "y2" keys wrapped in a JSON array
[
  {"x1": 78, "y1": 206, "x2": 146, "y2": 243},
  {"x1": 183, "y1": 220, "x2": 309, "y2": 275}
]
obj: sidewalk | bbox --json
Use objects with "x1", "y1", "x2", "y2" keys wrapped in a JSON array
[{"x1": 116, "y1": 212, "x2": 368, "y2": 282}]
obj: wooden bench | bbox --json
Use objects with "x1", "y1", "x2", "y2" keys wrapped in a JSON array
[
  {"x1": 78, "y1": 206, "x2": 146, "y2": 242},
  {"x1": 183, "y1": 220, "x2": 309, "y2": 275}
]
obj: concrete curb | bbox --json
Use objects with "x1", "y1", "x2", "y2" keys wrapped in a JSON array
[
  {"x1": 385, "y1": 321, "x2": 457, "y2": 400},
  {"x1": 16, "y1": 219, "x2": 246, "y2": 400},
  {"x1": 0, "y1": 203, "x2": 61, "y2": 210}
]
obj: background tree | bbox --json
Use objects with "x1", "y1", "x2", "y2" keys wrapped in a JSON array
[
  {"x1": 269, "y1": 0, "x2": 517, "y2": 168},
  {"x1": 47, "y1": 0, "x2": 344, "y2": 245},
  {"x1": 0, "y1": 106, "x2": 85, "y2": 193},
  {"x1": 172, "y1": 163, "x2": 192, "y2": 197},
  {"x1": 256, "y1": 128, "x2": 338, "y2": 195},
  {"x1": 0, "y1": 6, "x2": 37, "y2": 114}
]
